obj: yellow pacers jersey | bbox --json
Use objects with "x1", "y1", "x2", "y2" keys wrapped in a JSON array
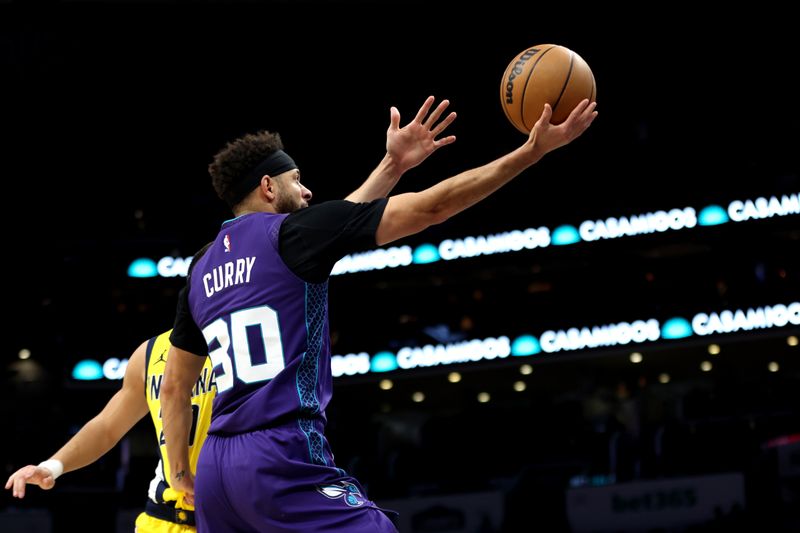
[{"x1": 144, "y1": 330, "x2": 215, "y2": 510}]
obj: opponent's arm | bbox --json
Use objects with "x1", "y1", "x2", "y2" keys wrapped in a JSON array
[
  {"x1": 5, "y1": 341, "x2": 149, "y2": 498},
  {"x1": 376, "y1": 100, "x2": 597, "y2": 245},
  {"x1": 160, "y1": 345, "x2": 207, "y2": 498},
  {"x1": 345, "y1": 96, "x2": 456, "y2": 202}
]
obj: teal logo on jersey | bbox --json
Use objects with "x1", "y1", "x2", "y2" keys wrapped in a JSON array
[{"x1": 317, "y1": 482, "x2": 366, "y2": 507}]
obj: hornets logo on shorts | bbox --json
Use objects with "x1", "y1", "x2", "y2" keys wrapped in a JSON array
[{"x1": 317, "y1": 481, "x2": 367, "y2": 507}]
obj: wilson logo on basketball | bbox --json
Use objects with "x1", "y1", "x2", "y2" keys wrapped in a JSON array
[
  {"x1": 500, "y1": 43, "x2": 596, "y2": 133},
  {"x1": 504, "y1": 48, "x2": 540, "y2": 104}
]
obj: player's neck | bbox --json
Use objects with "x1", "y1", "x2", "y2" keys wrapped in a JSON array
[{"x1": 233, "y1": 200, "x2": 278, "y2": 217}]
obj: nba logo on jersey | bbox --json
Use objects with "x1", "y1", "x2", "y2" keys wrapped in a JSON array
[
  {"x1": 317, "y1": 482, "x2": 367, "y2": 507},
  {"x1": 223, "y1": 234, "x2": 231, "y2": 253}
]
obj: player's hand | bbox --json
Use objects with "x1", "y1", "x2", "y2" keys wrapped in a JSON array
[
  {"x1": 527, "y1": 99, "x2": 597, "y2": 155},
  {"x1": 5, "y1": 465, "x2": 57, "y2": 498},
  {"x1": 386, "y1": 96, "x2": 457, "y2": 174},
  {"x1": 163, "y1": 485, "x2": 195, "y2": 508},
  {"x1": 170, "y1": 468, "x2": 195, "y2": 503},
  {"x1": 179, "y1": 491, "x2": 195, "y2": 507}
]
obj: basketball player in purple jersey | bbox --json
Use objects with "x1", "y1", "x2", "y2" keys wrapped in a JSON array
[{"x1": 162, "y1": 98, "x2": 596, "y2": 532}]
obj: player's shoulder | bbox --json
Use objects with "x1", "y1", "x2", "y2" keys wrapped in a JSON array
[{"x1": 287, "y1": 199, "x2": 385, "y2": 222}]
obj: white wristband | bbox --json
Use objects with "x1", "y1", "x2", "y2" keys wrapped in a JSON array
[{"x1": 37, "y1": 459, "x2": 64, "y2": 480}]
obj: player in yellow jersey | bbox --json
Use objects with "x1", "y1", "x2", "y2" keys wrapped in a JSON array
[{"x1": 5, "y1": 330, "x2": 215, "y2": 532}]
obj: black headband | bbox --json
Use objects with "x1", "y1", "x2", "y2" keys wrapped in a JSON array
[{"x1": 229, "y1": 150, "x2": 298, "y2": 205}]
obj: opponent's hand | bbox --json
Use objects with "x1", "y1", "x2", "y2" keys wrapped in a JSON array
[
  {"x1": 386, "y1": 96, "x2": 457, "y2": 174},
  {"x1": 179, "y1": 491, "x2": 195, "y2": 507},
  {"x1": 170, "y1": 468, "x2": 195, "y2": 504},
  {"x1": 5, "y1": 465, "x2": 57, "y2": 498},
  {"x1": 527, "y1": 99, "x2": 597, "y2": 156},
  {"x1": 164, "y1": 485, "x2": 195, "y2": 508}
]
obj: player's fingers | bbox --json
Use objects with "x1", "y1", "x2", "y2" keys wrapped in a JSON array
[
  {"x1": 422, "y1": 99, "x2": 450, "y2": 128},
  {"x1": 13, "y1": 476, "x2": 27, "y2": 498},
  {"x1": 433, "y1": 135, "x2": 457, "y2": 148},
  {"x1": 539, "y1": 103, "x2": 553, "y2": 123},
  {"x1": 568, "y1": 99, "x2": 590, "y2": 120},
  {"x1": 430, "y1": 112, "x2": 457, "y2": 137},
  {"x1": 573, "y1": 102, "x2": 597, "y2": 131},
  {"x1": 388, "y1": 106, "x2": 401, "y2": 131},
  {"x1": 412, "y1": 96, "x2": 435, "y2": 123},
  {"x1": 41, "y1": 476, "x2": 55, "y2": 490}
]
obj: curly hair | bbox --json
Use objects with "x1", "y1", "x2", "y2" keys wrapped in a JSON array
[{"x1": 208, "y1": 130, "x2": 285, "y2": 208}]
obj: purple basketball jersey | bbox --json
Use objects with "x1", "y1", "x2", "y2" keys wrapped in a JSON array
[
  {"x1": 188, "y1": 213, "x2": 332, "y2": 443},
  {"x1": 186, "y1": 210, "x2": 397, "y2": 532}
]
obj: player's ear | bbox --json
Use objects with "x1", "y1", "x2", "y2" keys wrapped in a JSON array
[{"x1": 261, "y1": 176, "x2": 276, "y2": 199}]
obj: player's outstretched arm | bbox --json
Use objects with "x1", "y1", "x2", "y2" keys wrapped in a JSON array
[
  {"x1": 376, "y1": 99, "x2": 597, "y2": 246},
  {"x1": 345, "y1": 96, "x2": 457, "y2": 202},
  {"x1": 161, "y1": 345, "x2": 206, "y2": 500},
  {"x1": 5, "y1": 341, "x2": 149, "y2": 498}
]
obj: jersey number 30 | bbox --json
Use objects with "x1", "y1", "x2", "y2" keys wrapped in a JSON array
[{"x1": 202, "y1": 306, "x2": 286, "y2": 393}]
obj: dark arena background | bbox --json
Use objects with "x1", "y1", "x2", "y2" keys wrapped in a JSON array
[{"x1": 2, "y1": 1, "x2": 799, "y2": 532}]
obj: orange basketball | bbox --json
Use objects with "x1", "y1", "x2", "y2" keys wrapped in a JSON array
[{"x1": 500, "y1": 44, "x2": 596, "y2": 134}]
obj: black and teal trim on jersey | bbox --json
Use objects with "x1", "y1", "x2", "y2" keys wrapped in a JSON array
[{"x1": 297, "y1": 282, "x2": 328, "y2": 465}]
